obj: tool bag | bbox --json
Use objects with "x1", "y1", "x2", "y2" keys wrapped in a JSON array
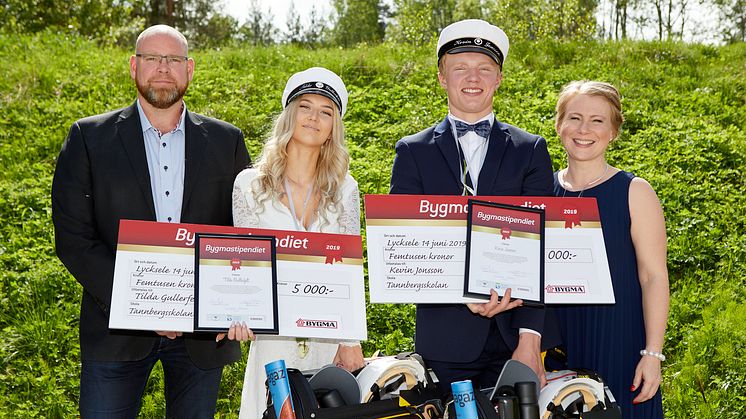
[
  {"x1": 263, "y1": 354, "x2": 444, "y2": 419},
  {"x1": 443, "y1": 389, "x2": 500, "y2": 419}
]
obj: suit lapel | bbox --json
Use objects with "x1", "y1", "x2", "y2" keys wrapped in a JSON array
[
  {"x1": 478, "y1": 120, "x2": 509, "y2": 193},
  {"x1": 182, "y1": 111, "x2": 207, "y2": 218},
  {"x1": 117, "y1": 103, "x2": 156, "y2": 219},
  {"x1": 434, "y1": 118, "x2": 463, "y2": 188}
]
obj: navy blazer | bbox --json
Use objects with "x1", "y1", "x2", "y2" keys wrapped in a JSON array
[
  {"x1": 52, "y1": 102, "x2": 251, "y2": 369},
  {"x1": 390, "y1": 117, "x2": 554, "y2": 363}
]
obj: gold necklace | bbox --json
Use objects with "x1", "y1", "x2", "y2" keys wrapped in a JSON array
[{"x1": 562, "y1": 164, "x2": 609, "y2": 198}]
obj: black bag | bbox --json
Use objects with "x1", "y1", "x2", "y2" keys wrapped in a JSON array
[
  {"x1": 263, "y1": 368, "x2": 444, "y2": 419},
  {"x1": 262, "y1": 368, "x2": 317, "y2": 419},
  {"x1": 444, "y1": 389, "x2": 499, "y2": 419}
]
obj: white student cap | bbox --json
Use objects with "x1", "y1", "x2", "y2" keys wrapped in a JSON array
[
  {"x1": 282, "y1": 67, "x2": 349, "y2": 117},
  {"x1": 437, "y1": 19, "x2": 510, "y2": 69}
]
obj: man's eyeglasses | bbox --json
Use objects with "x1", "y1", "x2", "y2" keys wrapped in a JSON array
[{"x1": 136, "y1": 53, "x2": 188, "y2": 66}]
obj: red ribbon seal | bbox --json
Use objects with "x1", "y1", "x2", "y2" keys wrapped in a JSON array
[
  {"x1": 230, "y1": 258, "x2": 241, "y2": 271},
  {"x1": 562, "y1": 205, "x2": 582, "y2": 229},
  {"x1": 501, "y1": 227, "x2": 512, "y2": 240},
  {"x1": 324, "y1": 240, "x2": 343, "y2": 264}
]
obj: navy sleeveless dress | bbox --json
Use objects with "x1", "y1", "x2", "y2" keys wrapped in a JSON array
[{"x1": 553, "y1": 170, "x2": 663, "y2": 418}]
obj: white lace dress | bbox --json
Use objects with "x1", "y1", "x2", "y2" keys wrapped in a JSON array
[{"x1": 232, "y1": 168, "x2": 361, "y2": 419}]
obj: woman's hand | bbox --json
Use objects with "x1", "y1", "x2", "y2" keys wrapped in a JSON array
[
  {"x1": 216, "y1": 321, "x2": 255, "y2": 342},
  {"x1": 631, "y1": 355, "x2": 662, "y2": 404},
  {"x1": 332, "y1": 344, "x2": 365, "y2": 372}
]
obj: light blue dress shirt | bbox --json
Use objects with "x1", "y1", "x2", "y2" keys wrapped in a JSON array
[{"x1": 136, "y1": 99, "x2": 186, "y2": 223}]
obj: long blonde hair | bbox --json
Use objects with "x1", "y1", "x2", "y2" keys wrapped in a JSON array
[{"x1": 251, "y1": 98, "x2": 350, "y2": 229}]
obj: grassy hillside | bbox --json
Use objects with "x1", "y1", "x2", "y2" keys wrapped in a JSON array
[{"x1": 0, "y1": 31, "x2": 744, "y2": 417}]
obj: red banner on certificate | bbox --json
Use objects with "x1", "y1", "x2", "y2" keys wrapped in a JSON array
[
  {"x1": 116, "y1": 221, "x2": 363, "y2": 262},
  {"x1": 365, "y1": 194, "x2": 613, "y2": 304}
]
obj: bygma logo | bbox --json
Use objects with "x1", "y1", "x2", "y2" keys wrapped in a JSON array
[
  {"x1": 296, "y1": 318, "x2": 338, "y2": 329},
  {"x1": 545, "y1": 285, "x2": 586, "y2": 294}
]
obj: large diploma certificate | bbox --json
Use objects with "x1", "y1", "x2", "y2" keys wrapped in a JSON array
[
  {"x1": 194, "y1": 234, "x2": 279, "y2": 334},
  {"x1": 464, "y1": 200, "x2": 545, "y2": 305},
  {"x1": 365, "y1": 195, "x2": 614, "y2": 304},
  {"x1": 109, "y1": 220, "x2": 367, "y2": 339},
  {"x1": 242, "y1": 227, "x2": 367, "y2": 341}
]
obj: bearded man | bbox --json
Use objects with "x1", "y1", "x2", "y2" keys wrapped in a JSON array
[{"x1": 51, "y1": 25, "x2": 250, "y2": 418}]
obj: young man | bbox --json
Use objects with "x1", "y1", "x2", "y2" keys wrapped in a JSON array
[
  {"x1": 390, "y1": 19, "x2": 555, "y2": 392},
  {"x1": 52, "y1": 25, "x2": 250, "y2": 417}
]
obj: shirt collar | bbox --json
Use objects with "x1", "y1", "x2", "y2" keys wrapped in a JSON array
[{"x1": 136, "y1": 99, "x2": 187, "y2": 136}]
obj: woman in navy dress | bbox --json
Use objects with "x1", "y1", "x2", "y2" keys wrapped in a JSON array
[{"x1": 552, "y1": 81, "x2": 669, "y2": 417}]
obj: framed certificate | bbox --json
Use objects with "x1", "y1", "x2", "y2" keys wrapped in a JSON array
[
  {"x1": 464, "y1": 200, "x2": 545, "y2": 306},
  {"x1": 194, "y1": 233, "x2": 279, "y2": 334}
]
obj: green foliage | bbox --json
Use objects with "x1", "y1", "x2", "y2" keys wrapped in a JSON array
[
  {"x1": 239, "y1": 0, "x2": 278, "y2": 46},
  {"x1": 0, "y1": 0, "x2": 143, "y2": 45},
  {"x1": 0, "y1": 0, "x2": 240, "y2": 48},
  {"x1": 1, "y1": 31, "x2": 744, "y2": 417},
  {"x1": 331, "y1": 0, "x2": 387, "y2": 47},
  {"x1": 664, "y1": 280, "x2": 746, "y2": 417},
  {"x1": 387, "y1": 0, "x2": 456, "y2": 45},
  {"x1": 486, "y1": 0, "x2": 597, "y2": 41},
  {"x1": 712, "y1": 0, "x2": 746, "y2": 43}
]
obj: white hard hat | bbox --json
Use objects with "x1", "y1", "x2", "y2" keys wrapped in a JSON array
[{"x1": 356, "y1": 357, "x2": 427, "y2": 403}]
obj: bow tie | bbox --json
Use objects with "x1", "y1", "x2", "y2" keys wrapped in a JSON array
[{"x1": 455, "y1": 120, "x2": 491, "y2": 139}]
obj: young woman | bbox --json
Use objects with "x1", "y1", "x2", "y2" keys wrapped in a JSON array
[
  {"x1": 553, "y1": 80, "x2": 669, "y2": 417},
  {"x1": 227, "y1": 67, "x2": 364, "y2": 418}
]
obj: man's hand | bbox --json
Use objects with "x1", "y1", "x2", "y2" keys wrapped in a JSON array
[
  {"x1": 156, "y1": 331, "x2": 183, "y2": 340},
  {"x1": 511, "y1": 332, "x2": 547, "y2": 387},
  {"x1": 466, "y1": 288, "x2": 523, "y2": 318}
]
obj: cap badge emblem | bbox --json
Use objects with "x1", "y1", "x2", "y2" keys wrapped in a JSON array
[
  {"x1": 474, "y1": 38, "x2": 483, "y2": 45},
  {"x1": 315, "y1": 82, "x2": 324, "y2": 88}
]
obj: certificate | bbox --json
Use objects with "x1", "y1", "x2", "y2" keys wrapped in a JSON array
[
  {"x1": 110, "y1": 220, "x2": 368, "y2": 338},
  {"x1": 193, "y1": 234, "x2": 278, "y2": 334},
  {"x1": 365, "y1": 195, "x2": 614, "y2": 304},
  {"x1": 245, "y1": 228, "x2": 367, "y2": 340},
  {"x1": 365, "y1": 194, "x2": 483, "y2": 304},
  {"x1": 464, "y1": 200, "x2": 545, "y2": 305}
]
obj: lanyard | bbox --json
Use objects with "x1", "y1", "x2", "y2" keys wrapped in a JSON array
[
  {"x1": 456, "y1": 135, "x2": 487, "y2": 196},
  {"x1": 284, "y1": 178, "x2": 314, "y2": 231}
]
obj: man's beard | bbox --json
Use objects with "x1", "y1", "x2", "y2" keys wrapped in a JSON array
[{"x1": 137, "y1": 79, "x2": 187, "y2": 109}]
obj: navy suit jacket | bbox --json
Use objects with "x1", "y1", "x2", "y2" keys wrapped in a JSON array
[
  {"x1": 390, "y1": 117, "x2": 554, "y2": 363},
  {"x1": 52, "y1": 102, "x2": 250, "y2": 369}
]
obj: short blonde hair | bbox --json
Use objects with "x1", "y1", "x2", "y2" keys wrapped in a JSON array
[
  {"x1": 251, "y1": 98, "x2": 349, "y2": 230},
  {"x1": 555, "y1": 81, "x2": 624, "y2": 138}
]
